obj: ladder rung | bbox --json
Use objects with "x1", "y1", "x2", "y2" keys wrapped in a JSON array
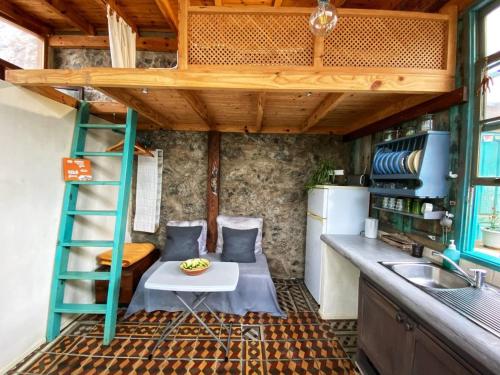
[
  {"x1": 59, "y1": 271, "x2": 111, "y2": 281},
  {"x1": 74, "y1": 152, "x2": 123, "y2": 157},
  {"x1": 67, "y1": 181, "x2": 121, "y2": 186},
  {"x1": 65, "y1": 210, "x2": 117, "y2": 216},
  {"x1": 79, "y1": 124, "x2": 126, "y2": 129},
  {"x1": 54, "y1": 303, "x2": 107, "y2": 314},
  {"x1": 60, "y1": 240, "x2": 114, "y2": 247}
]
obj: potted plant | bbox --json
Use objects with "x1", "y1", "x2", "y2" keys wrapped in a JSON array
[
  {"x1": 481, "y1": 207, "x2": 500, "y2": 249},
  {"x1": 305, "y1": 160, "x2": 335, "y2": 191}
]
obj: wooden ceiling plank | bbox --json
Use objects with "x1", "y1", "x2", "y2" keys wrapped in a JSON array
[
  {"x1": 97, "y1": 87, "x2": 174, "y2": 130},
  {"x1": 255, "y1": 92, "x2": 266, "y2": 132},
  {"x1": 94, "y1": 0, "x2": 138, "y2": 33},
  {"x1": 345, "y1": 94, "x2": 436, "y2": 133},
  {"x1": 176, "y1": 90, "x2": 216, "y2": 130},
  {"x1": 42, "y1": 0, "x2": 95, "y2": 35},
  {"x1": 0, "y1": 1, "x2": 52, "y2": 37},
  {"x1": 343, "y1": 87, "x2": 468, "y2": 141},
  {"x1": 215, "y1": 0, "x2": 223, "y2": 6},
  {"x1": 154, "y1": 0, "x2": 178, "y2": 32},
  {"x1": 273, "y1": 0, "x2": 284, "y2": 7},
  {"x1": 5, "y1": 68, "x2": 455, "y2": 94},
  {"x1": 48, "y1": 35, "x2": 177, "y2": 52},
  {"x1": 301, "y1": 93, "x2": 346, "y2": 132}
]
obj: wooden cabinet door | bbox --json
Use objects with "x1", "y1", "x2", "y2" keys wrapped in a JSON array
[
  {"x1": 410, "y1": 327, "x2": 479, "y2": 375},
  {"x1": 358, "y1": 278, "x2": 414, "y2": 374}
]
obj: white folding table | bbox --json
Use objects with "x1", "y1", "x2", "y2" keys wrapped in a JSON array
[{"x1": 145, "y1": 261, "x2": 239, "y2": 361}]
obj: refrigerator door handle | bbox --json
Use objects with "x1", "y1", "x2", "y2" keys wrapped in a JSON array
[{"x1": 307, "y1": 212, "x2": 326, "y2": 222}]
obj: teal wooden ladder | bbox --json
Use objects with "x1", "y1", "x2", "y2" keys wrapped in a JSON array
[{"x1": 46, "y1": 101, "x2": 137, "y2": 345}]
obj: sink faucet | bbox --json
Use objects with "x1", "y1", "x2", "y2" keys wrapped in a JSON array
[{"x1": 431, "y1": 251, "x2": 487, "y2": 288}]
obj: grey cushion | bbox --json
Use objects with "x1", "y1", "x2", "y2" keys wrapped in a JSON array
[
  {"x1": 162, "y1": 226, "x2": 202, "y2": 261},
  {"x1": 221, "y1": 227, "x2": 258, "y2": 263}
]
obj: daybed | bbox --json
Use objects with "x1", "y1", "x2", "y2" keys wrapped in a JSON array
[{"x1": 125, "y1": 216, "x2": 284, "y2": 317}]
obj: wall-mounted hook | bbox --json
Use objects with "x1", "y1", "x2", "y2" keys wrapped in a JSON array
[{"x1": 448, "y1": 171, "x2": 458, "y2": 179}]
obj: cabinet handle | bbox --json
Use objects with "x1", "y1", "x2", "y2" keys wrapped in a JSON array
[
  {"x1": 405, "y1": 321, "x2": 414, "y2": 331},
  {"x1": 396, "y1": 312, "x2": 405, "y2": 323}
]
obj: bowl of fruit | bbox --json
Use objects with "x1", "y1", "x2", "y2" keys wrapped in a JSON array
[{"x1": 179, "y1": 258, "x2": 211, "y2": 276}]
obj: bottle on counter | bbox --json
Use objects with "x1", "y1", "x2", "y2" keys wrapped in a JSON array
[{"x1": 442, "y1": 240, "x2": 460, "y2": 270}]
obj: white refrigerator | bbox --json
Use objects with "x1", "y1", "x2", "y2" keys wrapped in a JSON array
[{"x1": 305, "y1": 186, "x2": 369, "y2": 303}]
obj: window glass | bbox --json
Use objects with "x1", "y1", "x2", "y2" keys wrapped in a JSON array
[
  {"x1": 485, "y1": 6, "x2": 500, "y2": 56},
  {"x1": 481, "y1": 63, "x2": 500, "y2": 121},
  {"x1": 477, "y1": 129, "x2": 500, "y2": 178},
  {"x1": 0, "y1": 19, "x2": 43, "y2": 69},
  {"x1": 471, "y1": 186, "x2": 500, "y2": 258}
]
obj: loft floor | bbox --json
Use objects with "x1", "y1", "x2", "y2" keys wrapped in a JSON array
[{"x1": 8, "y1": 279, "x2": 358, "y2": 375}]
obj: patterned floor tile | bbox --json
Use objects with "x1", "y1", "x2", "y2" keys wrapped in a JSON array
[
  {"x1": 327, "y1": 320, "x2": 357, "y2": 333},
  {"x1": 245, "y1": 360, "x2": 267, "y2": 375},
  {"x1": 9, "y1": 279, "x2": 359, "y2": 375},
  {"x1": 313, "y1": 358, "x2": 357, "y2": 374},
  {"x1": 263, "y1": 324, "x2": 334, "y2": 341},
  {"x1": 336, "y1": 334, "x2": 357, "y2": 349},
  {"x1": 266, "y1": 359, "x2": 319, "y2": 375},
  {"x1": 23, "y1": 353, "x2": 65, "y2": 374},
  {"x1": 245, "y1": 340, "x2": 264, "y2": 360},
  {"x1": 242, "y1": 325, "x2": 261, "y2": 341},
  {"x1": 192, "y1": 339, "x2": 242, "y2": 360},
  {"x1": 153, "y1": 339, "x2": 198, "y2": 359}
]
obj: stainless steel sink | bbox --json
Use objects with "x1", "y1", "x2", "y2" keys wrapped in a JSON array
[{"x1": 381, "y1": 262, "x2": 472, "y2": 289}]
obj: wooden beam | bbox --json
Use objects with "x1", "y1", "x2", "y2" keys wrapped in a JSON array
[
  {"x1": 178, "y1": 0, "x2": 188, "y2": 69},
  {"x1": 97, "y1": 87, "x2": 174, "y2": 130},
  {"x1": 343, "y1": 87, "x2": 468, "y2": 141},
  {"x1": 0, "y1": 58, "x2": 82, "y2": 108},
  {"x1": 393, "y1": 0, "x2": 449, "y2": 12},
  {"x1": 5, "y1": 68, "x2": 455, "y2": 94},
  {"x1": 94, "y1": 0, "x2": 138, "y2": 33},
  {"x1": 439, "y1": 0, "x2": 475, "y2": 13},
  {"x1": 88, "y1": 101, "x2": 127, "y2": 115},
  {"x1": 313, "y1": 36, "x2": 324, "y2": 68},
  {"x1": 215, "y1": 0, "x2": 223, "y2": 6},
  {"x1": 42, "y1": 0, "x2": 95, "y2": 35},
  {"x1": 0, "y1": 1, "x2": 52, "y2": 37},
  {"x1": 154, "y1": 0, "x2": 178, "y2": 31},
  {"x1": 301, "y1": 93, "x2": 346, "y2": 133},
  {"x1": 206, "y1": 131, "x2": 221, "y2": 252},
  {"x1": 176, "y1": 90, "x2": 215, "y2": 130},
  {"x1": 48, "y1": 35, "x2": 177, "y2": 52},
  {"x1": 255, "y1": 92, "x2": 266, "y2": 132},
  {"x1": 273, "y1": 0, "x2": 283, "y2": 7}
]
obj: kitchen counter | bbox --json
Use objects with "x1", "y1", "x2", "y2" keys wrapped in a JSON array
[{"x1": 321, "y1": 234, "x2": 500, "y2": 374}]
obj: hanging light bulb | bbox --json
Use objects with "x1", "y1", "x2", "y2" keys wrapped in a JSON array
[{"x1": 309, "y1": 0, "x2": 338, "y2": 37}]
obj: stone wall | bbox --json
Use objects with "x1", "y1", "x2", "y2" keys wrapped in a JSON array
[
  {"x1": 131, "y1": 132, "x2": 351, "y2": 278},
  {"x1": 52, "y1": 49, "x2": 177, "y2": 100}
]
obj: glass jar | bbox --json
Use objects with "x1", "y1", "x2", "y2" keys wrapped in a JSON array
[{"x1": 419, "y1": 114, "x2": 434, "y2": 132}]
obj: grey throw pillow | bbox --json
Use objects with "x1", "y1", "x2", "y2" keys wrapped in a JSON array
[
  {"x1": 162, "y1": 226, "x2": 202, "y2": 261},
  {"x1": 221, "y1": 227, "x2": 258, "y2": 263}
]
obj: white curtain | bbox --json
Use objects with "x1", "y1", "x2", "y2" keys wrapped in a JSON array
[{"x1": 107, "y1": 5, "x2": 136, "y2": 68}]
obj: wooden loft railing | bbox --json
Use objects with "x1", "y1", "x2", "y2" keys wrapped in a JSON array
[{"x1": 178, "y1": 5, "x2": 457, "y2": 79}]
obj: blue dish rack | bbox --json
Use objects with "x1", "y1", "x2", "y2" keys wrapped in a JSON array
[{"x1": 369, "y1": 131, "x2": 450, "y2": 198}]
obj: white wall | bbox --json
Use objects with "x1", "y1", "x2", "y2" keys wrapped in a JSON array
[{"x1": 0, "y1": 81, "x2": 126, "y2": 372}]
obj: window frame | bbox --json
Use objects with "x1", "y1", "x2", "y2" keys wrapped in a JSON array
[{"x1": 459, "y1": 0, "x2": 500, "y2": 270}]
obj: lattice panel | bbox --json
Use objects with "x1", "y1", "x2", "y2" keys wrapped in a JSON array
[
  {"x1": 188, "y1": 13, "x2": 314, "y2": 66},
  {"x1": 323, "y1": 15, "x2": 448, "y2": 70}
]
